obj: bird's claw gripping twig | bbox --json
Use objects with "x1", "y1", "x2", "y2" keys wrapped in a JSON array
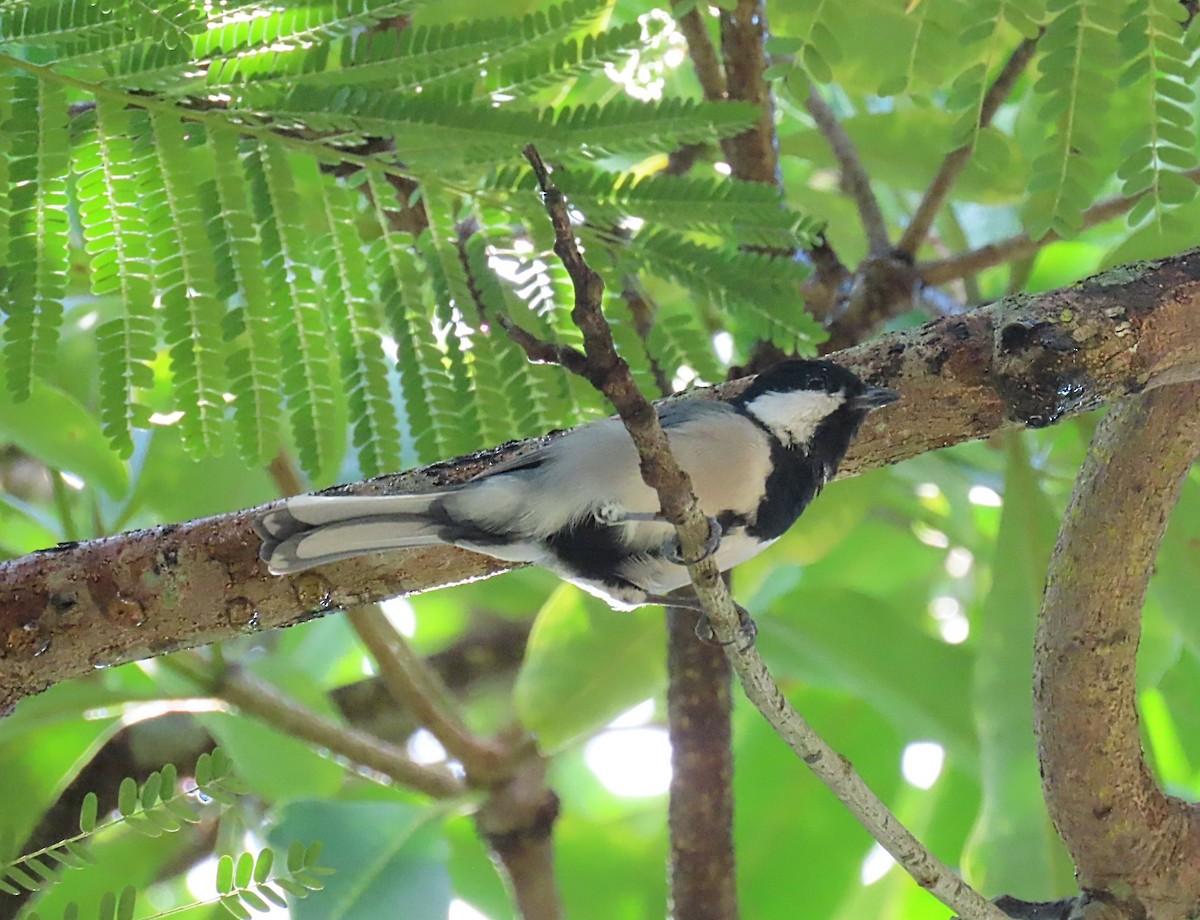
[
  {"x1": 648, "y1": 592, "x2": 758, "y2": 649},
  {"x1": 662, "y1": 515, "x2": 722, "y2": 566},
  {"x1": 694, "y1": 603, "x2": 757, "y2": 650}
]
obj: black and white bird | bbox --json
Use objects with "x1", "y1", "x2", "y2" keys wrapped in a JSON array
[{"x1": 255, "y1": 360, "x2": 898, "y2": 624}]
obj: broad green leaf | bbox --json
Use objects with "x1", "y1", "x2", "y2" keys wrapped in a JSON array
[
  {"x1": 961, "y1": 435, "x2": 1074, "y2": 898},
  {"x1": 269, "y1": 800, "x2": 448, "y2": 920},
  {"x1": 515, "y1": 585, "x2": 666, "y2": 752},
  {"x1": 0, "y1": 684, "x2": 126, "y2": 856},
  {"x1": 0, "y1": 378, "x2": 128, "y2": 497},
  {"x1": 757, "y1": 586, "x2": 976, "y2": 763},
  {"x1": 736, "y1": 692, "x2": 904, "y2": 918},
  {"x1": 198, "y1": 712, "x2": 347, "y2": 804}
]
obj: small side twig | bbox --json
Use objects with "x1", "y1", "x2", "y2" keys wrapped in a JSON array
[
  {"x1": 919, "y1": 166, "x2": 1200, "y2": 285},
  {"x1": 517, "y1": 143, "x2": 1005, "y2": 920},
  {"x1": 345, "y1": 605, "x2": 509, "y2": 783},
  {"x1": 805, "y1": 86, "x2": 890, "y2": 254},
  {"x1": 161, "y1": 652, "x2": 464, "y2": 799},
  {"x1": 897, "y1": 36, "x2": 1040, "y2": 257},
  {"x1": 718, "y1": 0, "x2": 780, "y2": 185}
]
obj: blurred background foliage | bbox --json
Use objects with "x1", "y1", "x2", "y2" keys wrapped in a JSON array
[{"x1": 2, "y1": 0, "x2": 1200, "y2": 916}]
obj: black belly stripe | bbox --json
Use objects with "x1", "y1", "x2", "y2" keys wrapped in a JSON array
[{"x1": 545, "y1": 518, "x2": 641, "y2": 586}]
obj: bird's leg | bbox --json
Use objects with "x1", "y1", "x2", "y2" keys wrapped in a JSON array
[
  {"x1": 660, "y1": 515, "x2": 722, "y2": 566},
  {"x1": 594, "y1": 503, "x2": 722, "y2": 565},
  {"x1": 644, "y1": 592, "x2": 757, "y2": 649},
  {"x1": 594, "y1": 503, "x2": 723, "y2": 564}
]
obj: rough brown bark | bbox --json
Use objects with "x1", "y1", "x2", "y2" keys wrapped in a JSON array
[
  {"x1": 2, "y1": 250, "x2": 1199, "y2": 713},
  {"x1": 1035, "y1": 383, "x2": 1200, "y2": 920}
]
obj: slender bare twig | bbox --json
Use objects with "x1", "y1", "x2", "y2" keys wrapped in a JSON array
[
  {"x1": 805, "y1": 87, "x2": 890, "y2": 254},
  {"x1": 344, "y1": 605, "x2": 508, "y2": 782},
  {"x1": 898, "y1": 37, "x2": 1040, "y2": 256},
  {"x1": 727, "y1": 644, "x2": 1006, "y2": 918},
  {"x1": 515, "y1": 143, "x2": 1006, "y2": 920},
  {"x1": 161, "y1": 652, "x2": 465, "y2": 799},
  {"x1": 1036, "y1": 383, "x2": 1200, "y2": 917},
  {"x1": 920, "y1": 167, "x2": 1200, "y2": 284}
]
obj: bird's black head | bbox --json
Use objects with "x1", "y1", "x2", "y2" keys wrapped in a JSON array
[{"x1": 733, "y1": 359, "x2": 900, "y2": 450}]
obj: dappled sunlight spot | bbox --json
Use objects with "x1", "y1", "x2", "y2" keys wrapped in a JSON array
[
  {"x1": 608, "y1": 698, "x2": 656, "y2": 729},
  {"x1": 149, "y1": 410, "x2": 185, "y2": 426},
  {"x1": 713, "y1": 331, "x2": 734, "y2": 364},
  {"x1": 930, "y1": 596, "x2": 970, "y2": 645},
  {"x1": 185, "y1": 855, "x2": 220, "y2": 904},
  {"x1": 672, "y1": 365, "x2": 697, "y2": 393},
  {"x1": 450, "y1": 899, "x2": 494, "y2": 920},
  {"x1": 939, "y1": 617, "x2": 969, "y2": 644},
  {"x1": 603, "y1": 9, "x2": 684, "y2": 102},
  {"x1": 901, "y1": 741, "x2": 945, "y2": 790},
  {"x1": 379, "y1": 595, "x2": 416, "y2": 637},
  {"x1": 407, "y1": 728, "x2": 447, "y2": 765},
  {"x1": 713, "y1": 161, "x2": 732, "y2": 176},
  {"x1": 915, "y1": 482, "x2": 942, "y2": 500},
  {"x1": 968, "y1": 485, "x2": 1002, "y2": 507},
  {"x1": 912, "y1": 521, "x2": 949, "y2": 548},
  {"x1": 860, "y1": 842, "x2": 895, "y2": 885},
  {"x1": 584, "y1": 727, "x2": 671, "y2": 797},
  {"x1": 84, "y1": 697, "x2": 228, "y2": 725},
  {"x1": 59, "y1": 471, "x2": 85, "y2": 491},
  {"x1": 945, "y1": 546, "x2": 974, "y2": 578}
]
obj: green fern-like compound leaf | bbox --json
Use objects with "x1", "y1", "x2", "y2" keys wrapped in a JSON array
[
  {"x1": 205, "y1": 127, "x2": 285, "y2": 466},
  {"x1": 247, "y1": 140, "x2": 341, "y2": 479},
  {"x1": 145, "y1": 112, "x2": 228, "y2": 456},
  {"x1": 195, "y1": 0, "x2": 417, "y2": 58},
  {"x1": 1116, "y1": 0, "x2": 1198, "y2": 226},
  {"x1": 1023, "y1": 0, "x2": 1120, "y2": 239},
  {"x1": 76, "y1": 101, "x2": 157, "y2": 457},
  {"x1": 319, "y1": 178, "x2": 401, "y2": 477},
  {"x1": 365, "y1": 174, "x2": 452, "y2": 465},
  {"x1": 415, "y1": 222, "x2": 487, "y2": 457},
  {"x1": 2, "y1": 73, "x2": 68, "y2": 400}
]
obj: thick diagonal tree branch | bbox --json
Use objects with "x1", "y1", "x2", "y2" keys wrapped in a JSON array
[
  {"x1": 1035, "y1": 383, "x2": 1200, "y2": 920},
  {"x1": 2, "y1": 252, "x2": 1199, "y2": 713}
]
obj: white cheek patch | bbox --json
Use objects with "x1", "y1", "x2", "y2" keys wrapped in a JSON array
[{"x1": 747, "y1": 390, "x2": 845, "y2": 447}]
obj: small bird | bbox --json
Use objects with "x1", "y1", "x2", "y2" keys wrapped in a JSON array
[{"x1": 255, "y1": 360, "x2": 898, "y2": 636}]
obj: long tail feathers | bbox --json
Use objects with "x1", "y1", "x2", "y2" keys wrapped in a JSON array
[{"x1": 254, "y1": 493, "x2": 453, "y2": 574}]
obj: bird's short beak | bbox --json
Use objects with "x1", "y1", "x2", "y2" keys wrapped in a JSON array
[{"x1": 851, "y1": 386, "x2": 901, "y2": 411}]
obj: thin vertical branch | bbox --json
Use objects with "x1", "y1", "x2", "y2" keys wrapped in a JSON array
[
  {"x1": 898, "y1": 37, "x2": 1040, "y2": 256},
  {"x1": 719, "y1": 0, "x2": 780, "y2": 185},
  {"x1": 672, "y1": 0, "x2": 727, "y2": 101},
  {"x1": 667, "y1": 609, "x2": 737, "y2": 920},
  {"x1": 804, "y1": 87, "x2": 889, "y2": 253}
]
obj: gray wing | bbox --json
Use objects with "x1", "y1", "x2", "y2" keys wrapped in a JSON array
[{"x1": 469, "y1": 398, "x2": 718, "y2": 483}]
